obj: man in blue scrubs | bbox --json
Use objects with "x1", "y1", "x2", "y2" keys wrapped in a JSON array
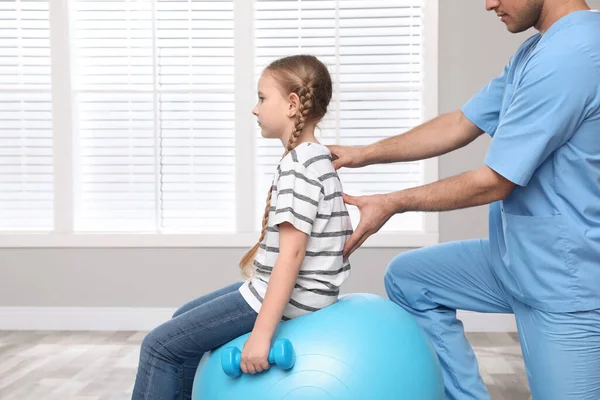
[{"x1": 329, "y1": 1, "x2": 600, "y2": 398}]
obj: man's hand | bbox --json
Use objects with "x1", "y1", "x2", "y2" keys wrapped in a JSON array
[
  {"x1": 342, "y1": 193, "x2": 396, "y2": 258},
  {"x1": 327, "y1": 145, "x2": 368, "y2": 170}
]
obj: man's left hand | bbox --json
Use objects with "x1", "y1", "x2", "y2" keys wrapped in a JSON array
[{"x1": 342, "y1": 193, "x2": 396, "y2": 259}]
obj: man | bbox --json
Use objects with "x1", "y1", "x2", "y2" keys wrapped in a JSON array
[{"x1": 328, "y1": 1, "x2": 600, "y2": 399}]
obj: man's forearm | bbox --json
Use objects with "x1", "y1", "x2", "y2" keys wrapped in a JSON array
[
  {"x1": 386, "y1": 166, "x2": 514, "y2": 213},
  {"x1": 362, "y1": 110, "x2": 483, "y2": 165}
]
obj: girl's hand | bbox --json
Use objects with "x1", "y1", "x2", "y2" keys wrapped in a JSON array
[{"x1": 240, "y1": 331, "x2": 271, "y2": 374}]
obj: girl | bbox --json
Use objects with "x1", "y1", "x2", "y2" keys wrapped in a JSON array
[{"x1": 132, "y1": 54, "x2": 352, "y2": 400}]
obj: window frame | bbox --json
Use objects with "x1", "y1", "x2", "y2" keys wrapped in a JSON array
[{"x1": 1, "y1": 0, "x2": 439, "y2": 248}]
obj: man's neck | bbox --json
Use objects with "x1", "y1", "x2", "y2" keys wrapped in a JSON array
[{"x1": 536, "y1": 0, "x2": 591, "y2": 34}]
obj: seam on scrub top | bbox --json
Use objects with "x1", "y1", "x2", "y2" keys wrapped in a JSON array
[
  {"x1": 550, "y1": 143, "x2": 582, "y2": 309},
  {"x1": 558, "y1": 213, "x2": 581, "y2": 308},
  {"x1": 510, "y1": 37, "x2": 541, "y2": 87}
]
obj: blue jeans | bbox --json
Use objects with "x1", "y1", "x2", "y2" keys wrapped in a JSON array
[
  {"x1": 132, "y1": 282, "x2": 258, "y2": 400},
  {"x1": 384, "y1": 239, "x2": 600, "y2": 400}
]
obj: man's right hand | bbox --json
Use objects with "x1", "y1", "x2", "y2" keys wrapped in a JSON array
[{"x1": 326, "y1": 145, "x2": 368, "y2": 170}]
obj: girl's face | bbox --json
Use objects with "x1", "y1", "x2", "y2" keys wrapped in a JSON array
[{"x1": 252, "y1": 72, "x2": 299, "y2": 141}]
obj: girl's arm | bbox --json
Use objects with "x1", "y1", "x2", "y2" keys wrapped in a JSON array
[
  {"x1": 254, "y1": 221, "x2": 307, "y2": 334},
  {"x1": 240, "y1": 222, "x2": 307, "y2": 374}
]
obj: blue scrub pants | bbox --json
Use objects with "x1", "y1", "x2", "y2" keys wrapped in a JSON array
[{"x1": 384, "y1": 239, "x2": 600, "y2": 400}]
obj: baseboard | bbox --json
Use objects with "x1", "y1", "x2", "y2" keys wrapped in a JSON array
[
  {"x1": 458, "y1": 310, "x2": 517, "y2": 332},
  {"x1": 0, "y1": 307, "x2": 517, "y2": 332},
  {"x1": 0, "y1": 307, "x2": 177, "y2": 331}
]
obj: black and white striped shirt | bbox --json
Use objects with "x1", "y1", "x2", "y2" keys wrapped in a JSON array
[{"x1": 239, "y1": 142, "x2": 352, "y2": 320}]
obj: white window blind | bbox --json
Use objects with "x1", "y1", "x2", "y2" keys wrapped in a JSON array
[
  {"x1": 0, "y1": 0, "x2": 437, "y2": 246},
  {"x1": 255, "y1": 0, "x2": 424, "y2": 232},
  {"x1": 71, "y1": 0, "x2": 235, "y2": 232},
  {"x1": 0, "y1": 0, "x2": 53, "y2": 231}
]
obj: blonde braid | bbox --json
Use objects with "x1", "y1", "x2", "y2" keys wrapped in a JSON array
[
  {"x1": 239, "y1": 86, "x2": 314, "y2": 277},
  {"x1": 239, "y1": 184, "x2": 273, "y2": 278},
  {"x1": 285, "y1": 86, "x2": 312, "y2": 154}
]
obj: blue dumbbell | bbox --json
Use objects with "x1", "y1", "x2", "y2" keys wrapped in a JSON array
[{"x1": 221, "y1": 338, "x2": 295, "y2": 378}]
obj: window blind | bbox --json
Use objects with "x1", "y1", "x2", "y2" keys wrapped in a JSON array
[
  {"x1": 255, "y1": 0, "x2": 424, "y2": 231},
  {"x1": 0, "y1": 0, "x2": 53, "y2": 231},
  {"x1": 71, "y1": 0, "x2": 235, "y2": 232},
  {"x1": 1, "y1": 0, "x2": 431, "y2": 238}
]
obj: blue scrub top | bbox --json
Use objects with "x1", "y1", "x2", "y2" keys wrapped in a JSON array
[{"x1": 461, "y1": 10, "x2": 600, "y2": 312}]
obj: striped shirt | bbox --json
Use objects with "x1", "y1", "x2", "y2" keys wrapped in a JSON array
[{"x1": 239, "y1": 142, "x2": 352, "y2": 320}]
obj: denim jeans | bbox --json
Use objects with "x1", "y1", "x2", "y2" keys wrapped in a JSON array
[{"x1": 132, "y1": 282, "x2": 258, "y2": 400}]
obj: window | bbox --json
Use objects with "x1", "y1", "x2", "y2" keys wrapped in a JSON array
[
  {"x1": 1, "y1": 0, "x2": 438, "y2": 247},
  {"x1": 0, "y1": 0, "x2": 53, "y2": 231},
  {"x1": 71, "y1": 0, "x2": 236, "y2": 233}
]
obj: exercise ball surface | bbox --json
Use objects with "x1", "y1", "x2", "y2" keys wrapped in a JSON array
[{"x1": 192, "y1": 293, "x2": 444, "y2": 400}]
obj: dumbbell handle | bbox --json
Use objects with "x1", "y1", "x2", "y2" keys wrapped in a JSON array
[{"x1": 221, "y1": 338, "x2": 295, "y2": 378}]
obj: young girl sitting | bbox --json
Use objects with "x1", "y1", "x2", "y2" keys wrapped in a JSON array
[{"x1": 132, "y1": 54, "x2": 352, "y2": 400}]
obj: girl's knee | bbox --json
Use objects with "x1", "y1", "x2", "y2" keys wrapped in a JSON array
[
  {"x1": 172, "y1": 306, "x2": 187, "y2": 319},
  {"x1": 141, "y1": 330, "x2": 158, "y2": 353},
  {"x1": 141, "y1": 327, "x2": 169, "y2": 359},
  {"x1": 172, "y1": 299, "x2": 198, "y2": 319}
]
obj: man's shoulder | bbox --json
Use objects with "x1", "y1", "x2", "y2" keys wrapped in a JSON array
[
  {"x1": 520, "y1": 30, "x2": 599, "y2": 85},
  {"x1": 534, "y1": 14, "x2": 600, "y2": 71}
]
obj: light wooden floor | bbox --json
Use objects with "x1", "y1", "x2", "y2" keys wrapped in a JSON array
[{"x1": 0, "y1": 331, "x2": 530, "y2": 400}]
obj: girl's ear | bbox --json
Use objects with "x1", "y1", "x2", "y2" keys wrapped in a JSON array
[{"x1": 287, "y1": 92, "x2": 300, "y2": 118}]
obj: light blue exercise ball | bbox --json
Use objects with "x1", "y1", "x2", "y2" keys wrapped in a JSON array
[{"x1": 192, "y1": 293, "x2": 444, "y2": 400}]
